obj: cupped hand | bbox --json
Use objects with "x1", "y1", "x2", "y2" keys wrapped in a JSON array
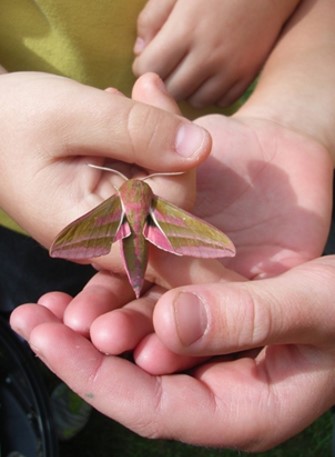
[
  {"x1": 17, "y1": 73, "x2": 332, "y2": 365},
  {"x1": 135, "y1": 109, "x2": 333, "y2": 370},
  {"x1": 133, "y1": 104, "x2": 334, "y2": 374},
  {"x1": 131, "y1": 69, "x2": 333, "y2": 284},
  {"x1": 145, "y1": 109, "x2": 332, "y2": 287},
  {"x1": 9, "y1": 72, "x2": 335, "y2": 451},
  {"x1": 10, "y1": 255, "x2": 335, "y2": 451},
  {"x1": 191, "y1": 112, "x2": 332, "y2": 279},
  {"x1": 0, "y1": 71, "x2": 211, "y2": 249}
]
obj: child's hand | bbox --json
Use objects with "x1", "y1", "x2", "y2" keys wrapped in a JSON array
[
  {"x1": 133, "y1": 0, "x2": 300, "y2": 107},
  {"x1": 0, "y1": 72, "x2": 210, "y2": 252}
]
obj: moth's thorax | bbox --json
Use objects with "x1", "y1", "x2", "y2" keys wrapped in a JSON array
[{"x1": 119, "y1": 179, "x2": 154, "y2": 228}]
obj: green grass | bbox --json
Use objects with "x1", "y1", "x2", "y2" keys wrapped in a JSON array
[{"x1": 59, "y1": 408, "x2": 333, "y2": 457}]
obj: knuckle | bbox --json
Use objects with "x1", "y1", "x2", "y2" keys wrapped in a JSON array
[
  {"x1": 216, "y1": 284, "x2": 273, "y2": 351},
  {"x1": 129, "y1": 377, "x2": 167, "y2": 440},
  {"x1": 125, "y1": 103, "x2": 163, "y2": 165}
]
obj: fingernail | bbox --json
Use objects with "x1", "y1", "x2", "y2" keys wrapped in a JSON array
[
  {"x1": 134, "y1": 37, "x2": 145, "y2": 54},
  {"x1": 175, "y1": 123, "x2": 207, "y2": 158},
  {"x1": 173, "y1": 292, "x2": 207, "y2": 346}
]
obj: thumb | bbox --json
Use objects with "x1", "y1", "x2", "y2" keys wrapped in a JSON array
[
  {"x1": 61, "y1": 74, "x2": 211, "y2": 172},
  {"x1": 153, "y1": 256, "x2": 335, "y2": 355},
  {"x1": 132, "y1": 72, "x2": 180, "y2": 114}
]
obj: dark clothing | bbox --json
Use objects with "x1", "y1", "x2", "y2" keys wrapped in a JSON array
[{"x1": 0, "y1": 226, "x2": 94, "y2": 314}]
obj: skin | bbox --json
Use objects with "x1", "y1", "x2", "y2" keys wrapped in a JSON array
[
  {"x1": 133, "y1": 0, "x2": 301, "y2": 107},
  {"x1": 9, "y1": 0, "x2": 335, "y2": 452},
  {"x1": 0, "y1": 71, "x2": 211, "y2": 251},
  {"x1": 11, "y1": 258, "x2": 335, "y2": 452}
]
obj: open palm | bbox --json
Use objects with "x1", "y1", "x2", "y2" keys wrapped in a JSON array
[{"x1": 193, "y1": 114, "x2": 332, "y2": 278}]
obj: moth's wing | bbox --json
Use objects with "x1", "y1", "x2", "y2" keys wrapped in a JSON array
[
  {"x1": 144, "y1": 197, "x2": 235, "y2": 258},
  {"x1": 50, "y1": 195, "x2": 130, "y2": 259}
]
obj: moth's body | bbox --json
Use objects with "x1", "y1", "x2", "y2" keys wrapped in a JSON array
[
  {"x1": 50, "y1": 171, "x2": 235, "y2": 298},
  {"x1": 118, "y1": 179, "x2": 154, "y2": 298}
]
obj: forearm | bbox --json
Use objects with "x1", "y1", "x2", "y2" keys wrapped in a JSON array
[{"x1": 239, "y1": 0, "x2": 335, "y2": 162}]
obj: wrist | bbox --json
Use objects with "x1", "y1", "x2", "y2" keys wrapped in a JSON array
[
  {"x1": 237, "y1": 58, "x2": 335, "y2": 165},
  {"x1": 236, "y1": 0, "x2": 335, "y2": 165}
]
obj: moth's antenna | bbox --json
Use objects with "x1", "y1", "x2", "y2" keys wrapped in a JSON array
[
  {"x1": 143, "y1": 171, "x2": 184, "y2": 180},
  {"x1": 88, "y1": 163, "x2": 184, "y2": 182},
  {"x1": 88, "y1": 163, "x2": 128, "y2": 182}
]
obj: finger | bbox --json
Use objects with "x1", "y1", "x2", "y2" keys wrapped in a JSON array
[
  {"x1": 163, "y1": 54, "x2": 210, "y2": 101},
  {"x1": 89, "y1": 287, "x2": 160, "y2": 355},
  {"x1": 153, "y1": 256, "x2": 335, "y2": 355},
  {"x1": 134, "y1": 0, "x2": 177, "y2": 54},
  {"x1": 93, "y1": 246, "x2": 244, "y2": 346},
  {"x1": 188, "y1": 75, "x2": 233, "y2": 108},
  {"x1": 38, "y1": 291, "x2": 72, "y2": 320},
  {"x1": 134, "y1": 332, "x2": 209, "y2": 375},
  {"x1": 132, "y1": 73, "x2": 196, "y2": 215},
  {"x1": 132, "y1": 72, "x2": 181, "y2": 114},
  {"x1": 62, "y1": 270, "x2": 135, "y2": 336},
  {"x1": 10, "y1": 303, "x2": 60, "y2": 341},
  {"x1": 59, "y1": 77, "x2": 212, "y2": 171},
  {"x1": 25, "y1": 323, "x2": 229, "y2": 445},
  {"x1": 26, "y1": 322, "x2": 335, "y2": 450},
  {"x1": 133, "y1": 20, "x2": 187, "y2": 80},
  {"x1": 164, "y1": 57, "x2": 245, "y2": 107}
]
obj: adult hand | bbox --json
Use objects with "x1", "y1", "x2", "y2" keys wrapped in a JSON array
[{"x1": 10, "y1": 255, "x2": 335, "y2": 451}]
